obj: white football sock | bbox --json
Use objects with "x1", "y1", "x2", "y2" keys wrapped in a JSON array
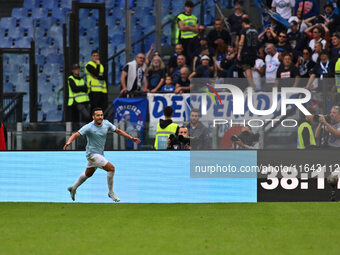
[
  {"x1": 107, "y1": 171, "x2": 114, "y2": 193},
  {"x1": 72, "y1": 172, "x2": 88, "y2": 190}
]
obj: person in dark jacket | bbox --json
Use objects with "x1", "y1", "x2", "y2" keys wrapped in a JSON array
[{"x1": 186, "y1": 108, "x2": 211, "y2": 150}]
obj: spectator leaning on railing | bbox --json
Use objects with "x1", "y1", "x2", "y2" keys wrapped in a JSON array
[{"x1": 120, "y1": 53, "x2": 146, "y2": 97}]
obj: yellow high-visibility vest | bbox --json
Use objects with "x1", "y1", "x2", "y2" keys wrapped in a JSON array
[
  {"x1": 68, "y1": 75, "x2": 89, "y2": 106},
  {"x1": 297, "y1": 122, "x2": 316, "y2": 149},
  {"x1": 176, "y1": 13, "x2": 198, "y2": 43},
  {"x1": 85, "y1": 61, "x2": 107, "y2": 93},
  {"x1": 154, "y1": 122, "x2": 178, "y2": 150},
  {"x1": 336, "y1": 58, "x2": 340, "y2": 93}
]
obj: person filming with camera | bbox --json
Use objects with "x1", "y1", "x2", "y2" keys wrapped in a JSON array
[
  {"x1": 315, "y1": 106, "x2": 340, "y2": 148},
  {"x1": 231, "y1": 125, "x2": 260, "y2": 149},
  {"x1": 167, "y1": 126, "x2": 191, "y2": 150}
]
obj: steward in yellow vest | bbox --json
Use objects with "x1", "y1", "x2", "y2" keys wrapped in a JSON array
[
  {"x1": 85, "y1": 50, "x2": 108, "y2": 110},
  {"x1": 154, "y1": 106, "x2": 179, "y2": 150},
  {"x1": 297, "y1": 115, "x2": 316, "y2": 149},
  {"x1": 68, "y1": 64, "x2": 90, "y2": 122},
  {"x1": 176, "y1": 0, "x2": 198, "y2": 62},
  {"x1": 335, "y1": 58, "x2": 340, "y2": 93}
]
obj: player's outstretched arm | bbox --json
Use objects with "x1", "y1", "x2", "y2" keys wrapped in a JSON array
[
  {"x1": 63, "y1": 132, "x2": 81, "y2": 150},
  {"x1": 115, "y1": 128, "x2": 141, "y2": 144}
]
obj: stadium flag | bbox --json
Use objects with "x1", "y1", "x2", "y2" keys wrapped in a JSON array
[
  {"x1": 113, "y1": 98, "x2": 148, "y2": 148},
  {"x1": 254, "y1": 0, "x2": 291, "y2": 28}
]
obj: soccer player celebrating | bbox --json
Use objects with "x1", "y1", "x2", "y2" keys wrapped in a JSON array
[{"x1": 63, "y1": 107, "x2": 140, "y2": 202}]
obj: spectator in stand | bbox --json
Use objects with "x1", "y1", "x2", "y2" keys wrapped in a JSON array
[
  {"x1": 144, "y1": 56, "x2": 166, "y2": 93},
  {"x1": 275, "y1": 31, "x2": 293, "y2": 54},
  {"x1": 288, "y1": 21, "x2": 305, "y2": 51},
  {"x1": 296, "y1": 47, "x2": 315, "y2": 82},
  {"x1": 237, "y1": 17, "x2": 258, "y2": 89},
  {"x1": 271, "y1": 0, "x2": 295, "y2": 20},
  {"x1": 264, "y1": 43, "x2": 280, "y2": 89},
  {"x1": 251, "y1": 51, "x2": 265, "y2": 91},
  {"x1": 330, "y1": 32, "x2": 340, "y2": 63},
  {"x1": 305, "y1": 50, "x2": 335, "y2": 91},
  {"x1": 275, "y1": 52, "x2": 300, "y2": 89},
  {"x1": 85, "y1": 50, "x2": 107, "y2": 110},
  {"x1": 120, "y1": 53, "x2": 147, "y2": 97},
  {"x1": 175, "y1": 67, "x2": 192, "y2": 94},
  {"x1": 314, "y1": 3, "x2": 339, "y2": 34},
  {"x1": 189, "y1": 55, "x2": 214, "y2": 78},
  {"x1": 171, "y1": 55, "x2": 188, "y2": 84},
  {"x1": 311, "y1": 41, "x2": 323, "y2": 63},
  {"x1": 168, "y1": 44, "x2": 185, "y2": 74},
  {"x1": 176, "y1": 0, "x2": 199, "y2": 63},
  {"x1": 294, "y1": 0, "x2": 319, "y2": 19},
  {"x1": 161, "y1": 76, "x2": 175, "y2": 92},
  {"x1": 214, "y1": 42, "x2": 229, "y2": 77},
  {"x1": 228, "y1": 0, "x2": 245, "y2": 47},
  {"x1": 145, "y1": 44, "x2": 161, "y2": 66},
  {"x1": 192, "y1": 36, "x2": 215, "y2": 67},
  {"x1": 305, "y1": 24, "x2": 327, "y2": 50},
  {"x1": 207, "y1": 19, "x2": 231, "y2": 50},
  {"x1": 289, "y1": 7, "x2": 309, "y2": 32},
  {"x1": 257, "y1": 26, "x2": 278, "y2": 48},
  {"x1": 188, "y1": 25, "x2": 207, "y2": 60}
]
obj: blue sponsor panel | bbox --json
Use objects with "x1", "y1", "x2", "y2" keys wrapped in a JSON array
[{"x1": 0, "y1": 151, "x2": 256, "y2": 203}]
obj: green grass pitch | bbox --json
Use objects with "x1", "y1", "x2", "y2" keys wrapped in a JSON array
[{"x1": 1, "y1": 202, "x2": 339, "y2": 255}]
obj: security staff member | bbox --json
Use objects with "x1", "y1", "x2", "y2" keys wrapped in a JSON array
[
  {"x1": 68, "y1": 64, "x2": 90, "y2": 122},
  {"x1": 154, "y1": 106, "x2": 179, "y2": 150},
  {"x1": 297, "y1": 115, "x2": 317, "y2": 149},
  {"x1": 335, "y1": 58, "x2": 340, "y2": 104},
  {"x1": 176, "y1": 0, "x2": 199, "y2": 63},
  {"x1": 85, "y1": 50, "x2": 107, "y2": 110}
]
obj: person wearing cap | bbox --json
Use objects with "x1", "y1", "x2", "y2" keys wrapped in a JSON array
[
  {"x1": 192, "y1": 36, "x2": 215, "y2": 71},
  {"x1": 305, "y1": 50, "x2": 335, "y2": 91},
  {"x1": 176, "y1": 0, "x2": 199, "y2": 63},
  {"x1": 68, "y1": 64, "x2": 91, "y2": 122},
  {"x1": 189, "y1": 55, "x2": 214, "y2": 79}
]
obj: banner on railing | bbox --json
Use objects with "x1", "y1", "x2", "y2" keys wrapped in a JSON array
[
  {"x1": 147, "y1": 92, "x2": 301, "y2": 133},
  {"x1": 113, "y1": 98, "x2": 148, "y2": 148}
]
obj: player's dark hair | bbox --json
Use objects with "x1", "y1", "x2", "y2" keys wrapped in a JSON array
[
  {"x1": 164, "y1": 106, "x2": 173, "y2": 117},
  {"x1": 91, "y1": 50, "x2": 99, "y2": 55},
  {"x1": 92, "y1": 107, "x2": 103, "y2": 115}
]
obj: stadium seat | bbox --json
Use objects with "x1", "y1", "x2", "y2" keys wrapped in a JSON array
[
  {"x1": 4, "y1": 82, "x2": 14, "y2": 93},
  {"x1": 46, "y1": 53, "x2": 63, "y2": 65},
  {"x1": 32, "y1": 8, "x2": 49, "y2": 19},
  {"x1": 15, "y1": 37, "x2": 33, "y2": 48},
  {"x1": 23, "y1": 0, "x2": 39, "y2": 9},
  {"x1": 9, "y1": 27, "x2": 24, "y2": 39},
  {"x1": 18, "y1": 17, "x2": 34, "y2": 29},
  {"x1": 0, "y1": 17, "x2": 17, "y2": 31},
  {"x1": 42, "y1": 63, "x2": 59, "y2": 76},
  {"x1": 81, "y1": 17, "x2": 97, "y2": 29},
  {"x1": 12, "y1": 8, "x2": 28, "y2": 18},
  {"x1": 39, "y1": 0, "x2": 57, "y2": 9},
  {"x1": 52, "y1": 8, "x2": 66, "y2": 20},
  {"x1": 35, "y1": 54, "x2": 46, "y2": 66}
]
